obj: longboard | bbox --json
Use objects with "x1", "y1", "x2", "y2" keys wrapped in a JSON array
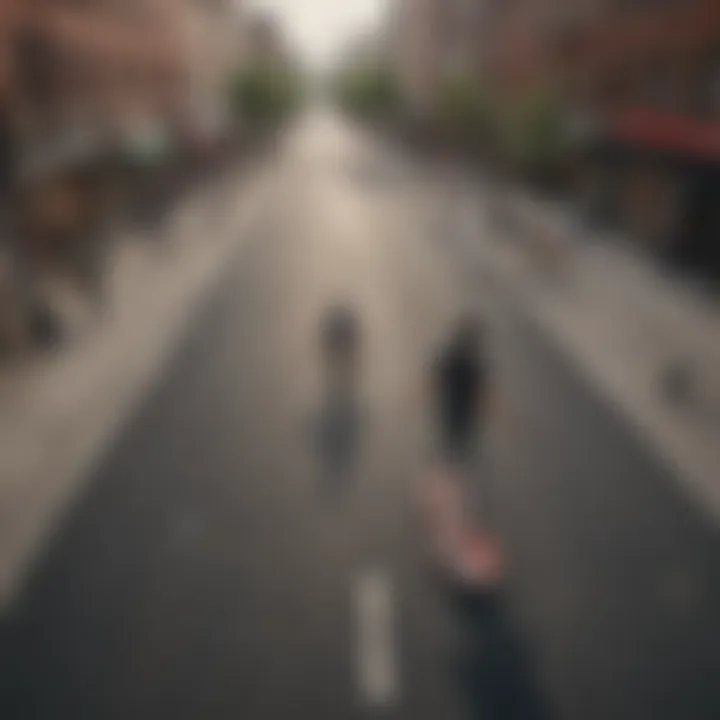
[{"x1": 420, "y1": 467, "x2": 504, "y2": 592}]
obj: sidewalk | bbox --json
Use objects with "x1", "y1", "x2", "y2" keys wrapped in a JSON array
[
  {"x1": 0, "y1": 159, "x2": 272, "y2": 611},
  {"x1": 471, "y1": 184, "x2": 720, "y2": 521}
]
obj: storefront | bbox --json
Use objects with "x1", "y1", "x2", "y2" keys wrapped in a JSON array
[{"x1": 577, "y1": 107, "x2": 720, "y2": 276}]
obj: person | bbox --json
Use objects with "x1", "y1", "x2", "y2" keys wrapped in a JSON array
[
  {"x1": 321, "y1": 304, "x2": 359, "y2": 388},
  {"x1": 431, "y1": 313, "x2": 490, "y2": 468},
  {"x1": 317, "y1": 305, "x2": 363, "y2": 483},
  {"x1": 424, "y1": 314, "x2": 507, "y2": 597}
]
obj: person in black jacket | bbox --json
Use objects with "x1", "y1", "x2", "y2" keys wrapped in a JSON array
[
  {"x1": 432, "y1": 313, "x2": 490, "y2": 465},
  {"x1": 321, "y1": 304, "x2": 360, "y2": 389}
]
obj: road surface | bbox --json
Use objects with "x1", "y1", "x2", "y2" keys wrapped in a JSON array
[{"x1": 1, "y1": 112, "x2": 719, "y2": 720}]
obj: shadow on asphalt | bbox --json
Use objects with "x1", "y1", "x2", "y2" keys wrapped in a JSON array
[
  {"x1": 420, "y1": 462, "x2": 555, "y2": 719},
  {"x1": 310, "y1": 385, "x2": 367, "y2": 494},
  {"x1": 448, "y1": 589, "x2": 555, "y2": 720}
]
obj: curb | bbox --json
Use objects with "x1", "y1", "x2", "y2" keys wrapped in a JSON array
[{"x1": 480, "y1": 191, "x2": 720, "y2": 521}]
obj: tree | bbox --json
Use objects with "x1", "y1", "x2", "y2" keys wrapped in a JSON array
[
  {"x1": 228, "y1": 64, "x2": 303, "y2": 126},
  {"x1": 497, "y1": 85, "x2": 569, "y2": 184},
  {"x1": 435, "y1": 72, "x2": 491, "y2": 147},
  {"x1": 332, "y1": 64, "x2": 400, "y2": 121}
]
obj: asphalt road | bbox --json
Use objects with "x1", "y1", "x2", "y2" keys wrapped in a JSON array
[{"x1": 1, "y1": 112, "x2": 719, "y2": 720}]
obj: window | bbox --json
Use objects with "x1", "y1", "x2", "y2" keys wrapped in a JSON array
[
  {"x1": 640, "y1": 56, "x2": 676, "y2": 108},
  {"x1": 614, "y1": 0, "x2": 680, "y2": 10},
  {"x1": 696, "y1": 50, "x2": 720, "y2": 118},
  {"x1": 15, "y1": 30, "x2": 59, "y2": 108}
]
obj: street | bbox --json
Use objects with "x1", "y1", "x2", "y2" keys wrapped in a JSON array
[{"x1": 1, "y1": 112, "x2": 719, "y2": 720}]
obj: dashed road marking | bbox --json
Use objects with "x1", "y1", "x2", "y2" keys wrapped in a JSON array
[{"x1": 355, "y1": 567, "x2": 399, "y2": 708}]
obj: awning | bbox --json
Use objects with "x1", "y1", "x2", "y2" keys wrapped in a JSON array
[{"x1": 607, "y1": 107, "x2": 720, "y2": 162}]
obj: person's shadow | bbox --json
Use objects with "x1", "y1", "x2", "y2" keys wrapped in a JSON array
[
  {"x1": 311, "y1": 383, "x2": 366, "y2": 495},
  {"x1": 448, "y1": 589, "x2": 554, "y2": 720}
]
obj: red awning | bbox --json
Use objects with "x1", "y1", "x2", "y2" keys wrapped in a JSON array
[{"x1": 607, "y1": 108, "x2": 720, "y2": 162}]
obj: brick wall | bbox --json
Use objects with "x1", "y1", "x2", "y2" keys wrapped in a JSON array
[
  {"x1": 570, "y1": 0, "x2": 720, "y2": 119},
  {"x1": 6, "y1": 0, "x2": 187, "y2": 140},
  {"x1": 396, "y1": 0, "x2": 487, "y2": 114}
]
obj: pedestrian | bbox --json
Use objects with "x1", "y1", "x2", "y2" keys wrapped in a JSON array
[
  {"x1": 419, "y1": 314, "x2": 515, "y2": 603},
  {"x1": 428, "y1": 312, "x2": 498, "y2": 520},
  {"x1": 432, "y1": 314, "x2": 489, "y2": 460},
  {"x1": 316, "y1": 304, "x2": 364, "y2": 485},
  {"x1": 320, "y1": 304, "x2": 360, "y2": 392}
]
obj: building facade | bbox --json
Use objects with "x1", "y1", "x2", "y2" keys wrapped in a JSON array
[
  {"x1": 395, "y1": 0, "x2": 486, "y2": 117},
  {"x1": 244, "y1": 11, "x2": 292, "y2": 71},
  {"x1": 179, "y1": 0, "x2": 245, "y2": 125},
  {"x1": 13, "y1": 1, "x2": 185, "y2": 143},
  {"x1": 0, "y1": 0, "x2": 251, "y2": 346},
  {"x1": 392, "y1": 0, "x2": 720, "y2": 269},
  {"x1": 0, "y1": 0, "x2": 249, "y2": 180},
  {"x1": 465, "y1": 0, "x2": 720, "y2": 270},
  {"x1": 0, "y1": 1, "x2": 249, "y2": 295},
  {"x1": 564, "y1": 0, "x2": 720, "y2": 269}
]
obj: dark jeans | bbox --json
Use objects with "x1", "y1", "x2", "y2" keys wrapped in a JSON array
[
  {"x1": 440, "y1": 417, "x2": 478, "y2": 463},
  {"x1": 438, "y1": 419, "x2": 495, "y2": 524}
]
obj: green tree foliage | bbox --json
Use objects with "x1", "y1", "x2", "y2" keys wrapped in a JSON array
[
  {"x1": 333, "y1": 65, "x2": 400, "y2": 120},
  {"x1": 435, "y1": 72, "x2": 490, "y2": 142},
  {"x1": 497, "y1": 85, "x2": 569, "y2": 181},
  {"x1": 229, "y1": 64, "x2": 303, "y2": 125}
]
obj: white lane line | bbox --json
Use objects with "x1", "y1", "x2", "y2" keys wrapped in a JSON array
[{"x1": 355, "y1": 568, "x2": 399, "y2": 708}]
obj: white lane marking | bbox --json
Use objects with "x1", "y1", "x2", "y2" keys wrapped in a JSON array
[{"x1": 355, "y1": 568, "x2": 399, "y2": 707}]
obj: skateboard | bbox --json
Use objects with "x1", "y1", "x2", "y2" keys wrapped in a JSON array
[{"x1": 420, "y1": 467, "x2": 504, "y2": 593}]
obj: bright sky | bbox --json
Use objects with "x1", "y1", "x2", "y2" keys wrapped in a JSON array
[{"x1": 249, "y1": 0, "x2": 388, "y2": 69}]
